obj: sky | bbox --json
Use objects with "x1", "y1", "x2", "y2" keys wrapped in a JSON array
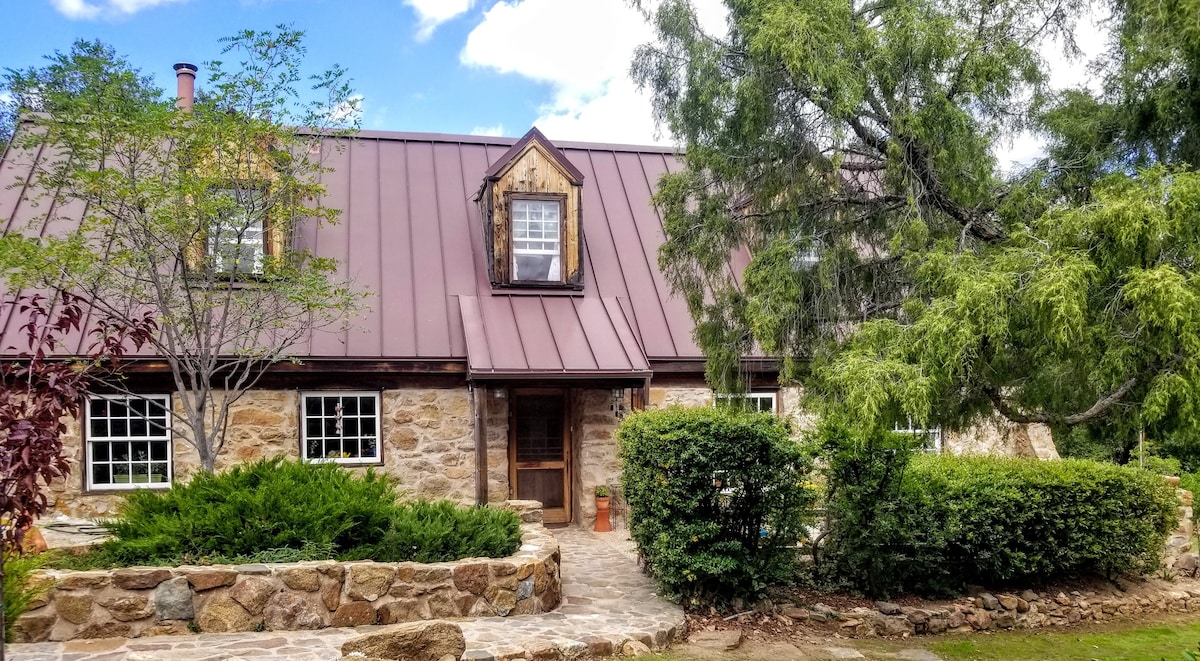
[{"x1": 3, "y1": 0, "x2": 1108, "y2": 162}]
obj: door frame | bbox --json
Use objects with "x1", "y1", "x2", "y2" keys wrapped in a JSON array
[{"x1": 508, "y1": 387, "x2": 572, "y2": 524}]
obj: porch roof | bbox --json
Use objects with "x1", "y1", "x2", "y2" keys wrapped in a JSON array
[{"x1": 458, "y1": 294, "x2": 651, "y2": 380}]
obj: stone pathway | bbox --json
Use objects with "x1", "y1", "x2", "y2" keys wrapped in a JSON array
[{"x1": 6, "y1": 527, "x2": 686, "y2": 661}]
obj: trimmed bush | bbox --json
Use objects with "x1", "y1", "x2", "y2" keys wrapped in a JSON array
[
  {"x1": 342, "y1": 500, "x2": 522, "y2": 563},
  {"x1": 68, "y1": 457, "x2": 520, "y2": 567},
  {"x1": 820, "y1": 426, "x2": 1179, "y2": 596},
  {"x1": 618, "y1": 406, "x2": 818, "y2": 606}
]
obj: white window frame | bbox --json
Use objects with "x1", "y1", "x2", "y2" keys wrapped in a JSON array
[
  {"x1": 301, "y1": 391, "x2": 382, "y2": 464},
  {"x1": 209, "y1": 188, "x2": 266, "y2": 275},
  {"x1": 714, "y1": 391, "x2": 778, "y2": 415},
  {"x1": 85, "y1": 394, "x2": 172, "y2": 491},
  {"x1": 893, "y1": 417, "x2": 943, "y2": 452},
  {"x1": 511, "y1": 198, "x2": 562, "y2": 282}
]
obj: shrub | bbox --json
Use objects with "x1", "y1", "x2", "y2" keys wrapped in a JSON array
[
  {"x1": 76, "y1": 457, "x2": 521, "y2": 567},
  {"x1": 618, "y1": 406, "x2": 818, "y2": 606},
  {"x1": 819, "y1": 424, "x2": 1180, "y2": 596},
  {"x1": 4, "y1": 550, "x2": 48, "y2": 642},
  {"x1": 341, "y1": 500, "x2": 521, "y2": 563}
]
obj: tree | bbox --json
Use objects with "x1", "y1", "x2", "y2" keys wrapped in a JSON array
[
  {"x1": 632, "y1": 0, "x2": 1200, "y2": 446},
  {"x1": 1, "y1": 293, "x2": 154, "y2": 653},
  {"x1": 0, "y1": 39, "x2": 160, "y2": 152},
  {"x1": 0, "y1": 27, "x2": 362, "y2": 472}
]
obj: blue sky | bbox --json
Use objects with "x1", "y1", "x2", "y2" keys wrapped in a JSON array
[
  {"x1": 3, "y1": 0, "x2": 726, "y2": 145},
  {"x1": 4, "y1": 0, "x2": 1106, "y2": 160}
]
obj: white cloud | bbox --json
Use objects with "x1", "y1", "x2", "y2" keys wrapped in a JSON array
[
  {"x1": 470, "y1": 123, "x2": 506, "y2": 137},
  {"x1": 49, "y1": 0, "x2": 188, "y2": 19},
  {"x1": 326, "y1": 94, "x2": 364, "y2": 128},
  {"x1": 460, "y1": 0, "x2": 726, "y2": 146},
  {"x1": 405, "y1": 0, "x2": 474, "y2": 42}
]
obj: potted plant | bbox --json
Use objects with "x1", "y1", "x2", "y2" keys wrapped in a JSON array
[{"x1": 594, "y1": 484, "x2": 613, "y2": 532}]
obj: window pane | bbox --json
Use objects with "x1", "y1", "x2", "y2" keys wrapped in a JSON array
[
  {"x1": 150, "y1": 441, "x2": 168, "y2": 461},
  {"x1": 151, "y1": 463, "x2": 169, "y2": 482},
  {"x1": 305, "y1": 397, "x2": 321, "y2": 416},
  {"x1": 90, "y1": 419, "x2": 108, "y2": 437},
  {"x1": 343, "y1": 397, "x2": 358, "y2": 416},
  {"x1": 92, "y1": 463, "x2": 111, "y2": 486},
  {"x1": 90, "y1": 399, "x2": 107, "y2": 417},
  {"x1": 112, "y1": 442, "x2": 130, "y2": 462},
  {"x1": 361, "y1": 397, "x2": 376, "y2": 416},
  {"x1": 111, "y1": 419, "x2": 128, "y2": 437},
  {"x1": 130, "y1": 418, "x2": 148, "y2": 437},
  {"x1": 92, "y1": 442, "x2": 110, "y2": 462}
]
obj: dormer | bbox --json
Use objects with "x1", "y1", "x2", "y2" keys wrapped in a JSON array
[{"x1": 477, "y1": 127, "x2": 585, "y2": 289}]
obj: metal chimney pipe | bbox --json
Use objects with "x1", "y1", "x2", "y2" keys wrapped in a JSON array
[{"x1": 173, "y1": 62, "x2": 197, "y2": 111}]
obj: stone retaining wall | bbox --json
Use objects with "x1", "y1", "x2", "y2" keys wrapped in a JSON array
[
  {"x1": 12, "y1": 502, "x2": 560, "y2": 644},
  {"x1": 784, "y1": 582, "x2": 1200, "y2": 638}
]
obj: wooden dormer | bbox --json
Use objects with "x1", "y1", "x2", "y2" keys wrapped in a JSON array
[{"x1": 477, "y1": 127, "x2": 585, "y2": 289}]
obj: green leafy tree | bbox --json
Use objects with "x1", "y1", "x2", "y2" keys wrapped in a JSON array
[
  {"x1": 633, "y1": 0, "x2": 1200, "y2": 447},
  {"x1": 0, "y1": 28, "x2": 362, "y2": 472}
]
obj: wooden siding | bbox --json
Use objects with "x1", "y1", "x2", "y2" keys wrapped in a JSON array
[{"x1": 487, "y1": 140, "x2": 583, "y2": 287}]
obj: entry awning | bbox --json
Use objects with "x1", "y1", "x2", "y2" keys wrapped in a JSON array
[{"x1": 458, "y1": 295, "x2": 651, "y2": 379}]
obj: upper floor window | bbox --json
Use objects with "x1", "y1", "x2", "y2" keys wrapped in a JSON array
[
  {"x1": 512, "y1": 197, "x2": 563, "y2": 283},
  {"x1": 477, "y1": 127, "x2": 585, "y2": 289},
  {"x1": 301, "y1": 392, "x2": 381, "y2": 464},
  {"x1": 208, "y1": 187, "x2": 267, "y2": 276},
  {"x1": 86, "y1": 395, "x2": 172, "y2": 490},
  {"x1": 714, "y1": 391, "x2": 777, "y2": 414}
]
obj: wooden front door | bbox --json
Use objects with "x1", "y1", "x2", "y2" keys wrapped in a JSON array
[{"x1": 509, "y1": 389, "x2": 571, "y2": 524}]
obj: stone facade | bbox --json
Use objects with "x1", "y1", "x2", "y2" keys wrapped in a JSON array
[
  {"x1": 573, "y1": 389, "x2": 623, "y2": 528},
  {"x1": 944, "y1": 416, "x2": 1059, "y2": 459},
  {"x1": 12, "y1": 503, "x2": 560, "y2": 644},
  {"x1": 51, "y1": 388, "x2": 477, "y2": 518}
]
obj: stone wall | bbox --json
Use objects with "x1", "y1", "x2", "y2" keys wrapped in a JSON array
[
  {"x1": 50, "y1": 387, "x2": 478, "y2": 519},
  {"x1": 12, "y1": 502, "x2": 560, "y2": 644},
  {"x1": 484, "y1": 389, "x2": 511, "y2": 503},
  {"x1": 774, "y1": 581, "x2": 1200, "y2": 638},
  {"x1": 943, "y1": 416, "x2": 1059, "y2": 459},
  {"x1": 573, "y1": 389, "x2": 623, "y2": 527}
]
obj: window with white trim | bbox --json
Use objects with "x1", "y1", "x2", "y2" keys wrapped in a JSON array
[
  {"x1": 893, "y1": 417, "x2": 943, "y2": 452},
  {"x1": 209, "y1": 188, "x2": 265, "y2": 275},
  {"x1": 301, "y1": 392, "x2": 380, "y2": 463},
  {"x1": 86, "y1": 395, "x2": 172, "y2": 490},
  {"x1": 714, "y1": 392, "x2": 777, "y2": 414},
  {"x1": 511, "y1": 198, "x2": 562, "y2": 282}
]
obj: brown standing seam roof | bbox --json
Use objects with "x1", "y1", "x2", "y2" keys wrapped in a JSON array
[{"x1": 0, "y1": 125, "x2": 734, "y2": 372}]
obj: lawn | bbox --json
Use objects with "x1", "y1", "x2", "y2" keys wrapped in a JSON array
[{"x1": 646, "y1": 616, "x2": 1200, "y2": 661}]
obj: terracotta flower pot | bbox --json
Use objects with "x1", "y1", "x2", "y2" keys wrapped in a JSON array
[{"x1": 594, "y1": 495, "x2": 613, "y2": 532}]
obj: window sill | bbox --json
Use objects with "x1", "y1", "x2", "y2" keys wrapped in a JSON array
[
  {"x1": 304, "y1": 458, "x2": 384, "y2": 467},
  {"x1": 84, "y1": 483, "x2": 172, "y2": 495},
  {"x1": 490, "y1": 283, "x2": 585, "y2": 296}
]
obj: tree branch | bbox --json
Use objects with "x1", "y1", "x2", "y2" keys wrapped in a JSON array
[{"x1": 985, "y1": 377, "x2": 1139, "y2": 425}]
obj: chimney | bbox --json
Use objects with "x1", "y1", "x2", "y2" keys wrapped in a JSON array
[{"x1": 173, "y1": 62, "x2": 197, "y2": 111}]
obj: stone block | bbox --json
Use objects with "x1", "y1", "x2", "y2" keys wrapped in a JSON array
[
  {"x1": 484, "y1": 585, "x2": 517, "y2": 616},
  {"x1": 347, "y1": 563, "x2": 397, "y2": 602},
  {"x1": 97, "y1": 593, "x2": 154, "y2": 622},
  {"x1": 453, "y1": 562, "x2": 490, "y2": 595},
  {"x1": 332, "y1": 602, "x2": 378, "y2": 627},
  {"x1": 230, "y1": 576, "x2": 278, "y2": 615},
  {"x1": 321, "y1": 578, "x2": 344, "y2": 611},
  {"x1": 56, "y1": 572, "x2": 110, "y2": 591},
  {"x1": 197, "y1": 593, "x2": 259, "y2": 633},
  {"x1": 378, "y1": 598, "x2": 422, "y2": 624},
  {"x1": 112, "y1": 568, "x2": 172, "y2": 590},
  {"x1": 55, "y1": 592, "x2": 95, "y2": 625},
  {"x1": 265, "y1": 592, "x2": 326, "y2": 633},
  {"x1": 154, "y1": 577, "x2": 195, "y2": 621},
  {"x1": 279, "y1": 567, "x2": 322, "y2": 592},
  {"x1": 411, "y1": 565, "x2": 453, "y2": 584},
  {"x1": 76, "y1": 620, "x2": 132, "y2": 639},
  {"x1": 12, "y1": 611, "x2": 56, "y2": 643},
  {"x1": 185, "y1": 569, "x2": 238, "y2": 591},
  {"x1": 341, "y1": 620, "x2": 466, "y2": 661}
]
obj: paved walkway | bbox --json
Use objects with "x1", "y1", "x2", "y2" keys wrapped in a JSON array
[{"x1": 7, "y1": 527, "x2": 686, "y2": 661}]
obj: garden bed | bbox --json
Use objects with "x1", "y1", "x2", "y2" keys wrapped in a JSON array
[{"x1": 11, "y1": 500, "x2": 561, "y2": 643}]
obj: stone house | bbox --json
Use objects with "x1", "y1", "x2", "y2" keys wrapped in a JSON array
[{"x1": 0, "y1": 72, "x2": 1056, "y2": 528}]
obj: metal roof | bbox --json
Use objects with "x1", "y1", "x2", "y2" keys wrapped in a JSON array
[{"x1": 0, "y1": 125, "x2": 723, "y2": 374}]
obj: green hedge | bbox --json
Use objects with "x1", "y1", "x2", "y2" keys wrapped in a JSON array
[
  {"x1": 823, "y1": 443, "x2": 1180, "y2": 596},
  {"x1": 4, "y1": 551, "x2": 48, "y2": 642},
  {"x1": 62, "y1": 457, "x2": 520, "y2": 567},
  {"x1": 618, "y1": 407, "x2": 818, "y2": 606}
]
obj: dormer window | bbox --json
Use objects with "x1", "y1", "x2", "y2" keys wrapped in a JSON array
[
  {"x1": 210, "y1": 189, "x2": 266, "y2": 275},
  {"x1": 477, "y1": 127, "x2": 585, "y2": 289},
  {"x1": 512, "y1": 196, "x2": 564, "y2": 283}
]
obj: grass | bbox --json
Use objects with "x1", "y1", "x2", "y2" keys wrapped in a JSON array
[
  {"x1": 640, "y1": 616, "x2": 1200, "y2": 661},
  {"x1": 911, "y1": 620, "x2": 1200, "y2": 661}
]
